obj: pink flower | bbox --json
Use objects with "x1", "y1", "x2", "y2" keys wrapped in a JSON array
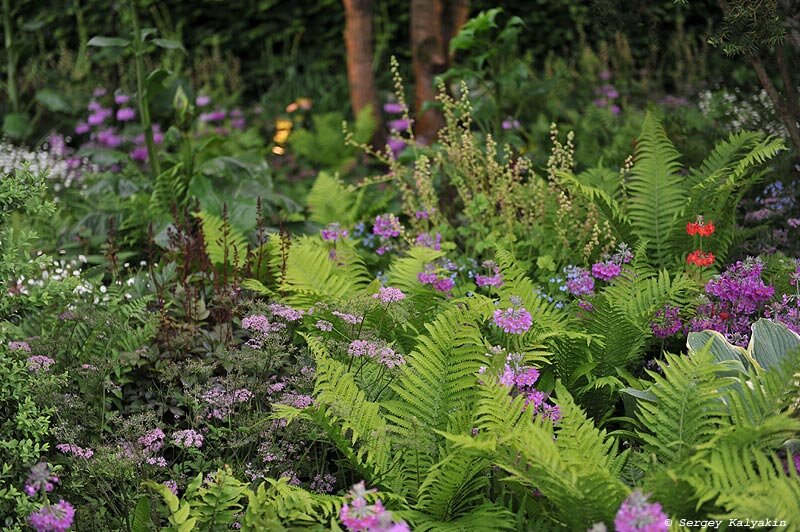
[
  {"x1": 372, "y1": 287, "x2": 406, "y2": 303},
  {"x1": 591, "y1": 261, "x2": 622, "y2": 281},
  {"x1": 172, "y1": 429, "x2": 204, "y2": 448},
  {"x1": 29, "y1": 500, "x2": 75, "y2": 532},
  {"x1": 27, "y1": 355, "x2": 55, "y2": 373},
  {"x1": 116, "y1": 107, "x2": 136, "y2": 121},
  {"x1": 493, "y1": 307, "x2": 533, "y2": 335}
]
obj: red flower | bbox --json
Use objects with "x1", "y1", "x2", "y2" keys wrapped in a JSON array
[
  {"x1": 698, "y1": 222, "x2": 715, "y2": 237},
  {"x1": 687, "y1": 250, "x2": 715, "y2": 267},
  {"x1": 686, "y1": 216, "x2": 715, "y2": 237}
]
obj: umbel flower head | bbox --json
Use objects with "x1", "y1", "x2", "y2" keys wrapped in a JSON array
[
  {"x1": 614, "y1": 490, "x2": 668, "y2": 532},
  {"x1": 29, "y1": 500, "x2": 75, "y2": 532},
  {"x1": 686, "y1": 215, "x2": 715, "y2": 237},
  {"x1": 25, "y1": 462, "x2": 59, "y2": 497},
  {"x1": 493, "y1": 297, "x2": 533, "y2": 335},
  {"x1": 339, "y1": 481, "x2": 409, "y2": 532}
]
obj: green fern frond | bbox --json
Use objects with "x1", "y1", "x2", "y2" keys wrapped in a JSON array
[
  {"x1": 280, "y1": 237, "x2": 371, "y2": 308},
  {"x1": 627, "y1": 112, "x2": 685, "y2": 267},
  {"x1": 306, "y1": 171, "x2": 361, "y2": 225}
]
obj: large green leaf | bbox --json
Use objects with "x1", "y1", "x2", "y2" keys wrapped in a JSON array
[{"x1": 749, "y1": 319, "x2": 800, "y2": 371}]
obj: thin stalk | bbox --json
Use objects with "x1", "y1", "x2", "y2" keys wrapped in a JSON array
[{"x1": 130, "y1": 0, "x2": 161, "y2": 179}]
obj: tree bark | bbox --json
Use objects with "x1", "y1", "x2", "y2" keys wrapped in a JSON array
[
  {"x1": 411, "y1": 0, "x2": 446, "y2": 144},
  {"x1": 342, "y1": 0, "x2": 384, "y2": 145}
]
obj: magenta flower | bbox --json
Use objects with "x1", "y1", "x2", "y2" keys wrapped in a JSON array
[
  {"x1": 383, "y1": 102, "x2": 405, "y2": 114},
  {"x1": 138, "y1": 428, "x2": 165, "y2": 452},
  {"x1": 614, "y1": 491, "x2": 669, "y2": 532},
  {"x1": 340, "y1": 482, "x2": 409, "y2": 532},
  {"x1": 372, "y1": 286, "x2": 406, "y2": 303},
  {"x1": 321, "y1": 223, "x2": 349, "y2": 242},
  {"x1": 130, "y1": 146, "x2": 148, "y2": 161},
  {"x1": 55, "y1": 444, "x2": 94, "y2": 459},
  {"x1": 475, "y1": 273, "x2": 504, "y2": 288},
  {"x1": 373, "y1": 214, "x2": 403, "y2": 239},
  {"x1": 388, "y1": 118, "x2": 411, "y2": 132},
  {"x1": 24, "y1": 463, "x2": 59, "y2": 497},
  {"x1": 650, "y1": 305, "x2": 682, "y2": 338},
  {"x1": 493, "y1": 306, "x2": 533, "y2": 335},
  {"x1": 195, "y1": 95, "x2": 211, "y2": 107},
  {"x1": 29, "y1": 500, "x2": 75, "y2": 532},
  {"x1": 591, "y1": 261, "x2": 622, "y2": 281},
  {"x1": 75, "y1": 122, "x2": 90, "y2": 135},
  {"x1": 387, "y1": 137, "x2": 405, "y2": 157},
  {"x1": 116, "y1": 107, "x2": 136, "y2": 121}
]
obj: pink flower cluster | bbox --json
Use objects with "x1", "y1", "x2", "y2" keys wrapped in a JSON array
[
  {"x1": 373, "y1": 214, "x2": 403, "y2": 239},
  {"x1": 474, "y1": 260, "x2": 504, "y2": 288},
  {"x1": 418, "y1": 267, "x2": 456, "y2": 294},
  {"x1": 24, "y1": 462, "x2": 59, "y2": 497},
  {"x1": 321, "y1": 223, "x2": 349, "y2": 242},
  {"x1": 138, "y1": 428, "x2": 166, "y2": 453},
  {"x1": 316, "y1": 320, "x2": 334, "y2": 331},
  {"x1": 333, "y1": 310, "x2": 364, "y2": 325},
  {"x1": 27, "y1": 355, "x2": 56, "y2": 373},
  {"x1": 172, "y1": 429, "x2": 204, "y2": 449},
  {"x1": 372, "y1": 287, "x2": 406, "y2": 303},
  {"x1": 8, "y1": 340, "x2": 31, "y2": 352},
  {"x1": 496, "y1": 357, "x2": 560, "y2": 422},
  {"x1": 614, "y1": 491, "x2": 669, "y2": 532},
  {"x1": 269, "y1": 303, "x2": 304, "y2": 322},
  {"x1": 279, "y1": 392, "x2": 314, "y2": 409},
  {"x1": 414, "y1": 232, "x2": 441, "y2": 250},
  {"x1": 591, "y1": 261, "x2": 622, "y2": 281},
  {"x1": 340, "y1": 482, "x2": 409, "y2": 532},
  {"x1": 29, "y1": 500, "x2": 75, "y2": 532},
  {"x1": 201, "y1": 385, "x2": 253, "y2": 420},
  {"x1": 242, "y1": 314, "x2": 285, "y2": 334},
  {"x1": 56, "y1": 443, "x2": 94, "y2": 459},
  {"x1": 347, "y1": 340, "x2": 406, "y2": 368},
  {"x1": 492, "y1": 305, "x2": 533, "y2": 335}
]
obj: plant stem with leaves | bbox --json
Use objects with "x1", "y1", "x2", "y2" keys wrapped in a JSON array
[{"x1": 130, "y1": 0, "x2": 161, "y2": 179}]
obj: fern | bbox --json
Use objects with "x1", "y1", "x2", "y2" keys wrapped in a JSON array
[
  {"x1": 195, "y1": 210, "x2": 248, "y2": 270},
  {"x1": 279, "y1": 237, "x2": 371, "y2": 308},
  {"x1": 306, "y1": 172, "x2": 362, "y2": 226}
]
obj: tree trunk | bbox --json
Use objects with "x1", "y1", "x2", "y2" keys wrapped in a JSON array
[
  {"x1": 342, "y1": 0, "x2": 384, "y2": 145},
  {"x1": 410, "y1": 0, "x2": 470, "y2": 144}
]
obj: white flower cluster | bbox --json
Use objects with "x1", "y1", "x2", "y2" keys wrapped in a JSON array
[
  {"x1": 697, "y1": 87, "x2": 790, "y2": 138},
  {"x1": 0, "y1": 134, "x2": 96, "y2": 192}
]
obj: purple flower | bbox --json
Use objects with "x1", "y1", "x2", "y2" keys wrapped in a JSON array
[
  {"x1": 27, "y1": 355, "x2": 55, "y2": 373},
  {"x1": 163, "y1": 480, "x2": 179, "y2": 495},
  {"x1": 269, "y1": 303, "x2": 304, "y2": 322},
  {"x1": 373, "y1": 214, "x2": 403, "y2": 238},
  {"x1": 9, "y1": 341, "x2": 31, "y2": 352},
  {"x1": 372, "y1": 286, "x2": 406, "y2": 303},
  {"x1": 433, "y1": 277, "x2": 455, "y2": 294},
  {"x1": 24, "y1": 463, "x2": 59, "y2": 497},
  {"x1": 388, "y1": 118, "x2": 411, "y2": 132},
  {"x1": 75, "y1": 122, "x2": 90, "y2": 135},
  {"x1": 138, "y1": 428, "x2": 165, "y2": 452},
  {"x1": 475, "y1": 274, "x2": 504, "y2": 288},
  {"x1": 387, "y1": 137, "x2": 405, "y2": 157},
  {"x1": 564, "y1": 266, "x2": 594, "y2": 296},
  {"x1": 321, "y1": 223, "x2": 349, "y2": 242},
  {"x1": 515, "y1": 367, "x2": 540, "y2": 388},
  {"x1": 415, "y1": 232, "x2": 441, "y2": 250},
  {"x1": 242, "y1": 314, "x2": 283, "y2": 334},
  {"x1": 332, "y1": 311, "x2": 363, "y2": 325},
  {"x1": 97, "y1": 129, "x2": 122, "y2": 148},
  {"x1": 340, "y1": 482, "x2": 409, "y2": 532},
  {"x1": 383, "y1": 102, "x2": 405, "y2": 114},
  {"x1": 87, "y1": 108, "x2": 112, "y2": 125},
  {"x1": 493, "y1": 306, "x2": 533, "y2": 335},
  {"x1": 172, "y1": 429, "x2": 204, "y2": 448},
  {"x1": 501, "y1": 118, "x2": 521, "y2": 130},
  {"x1": 116, "y1": 107, "x2": 136, "y2": 121},
  {"x1": 114, "y1": 94, "x2": 130, "y2": 105},
  {"x1": 315, "y1": 320, "x2": 333, "y2": 332},
  {"x1": 56, "y1": 443, "x2": 94, "y2": 459},
  {"x1": 614, "y1": 491, "x2": 669, "y2": 532},
  {"x1": 195, "y1": 95, "x2": 211, "y2": 107},
  {"x1": 650, "y1": 305, "x2": 682, "y2": 338},
  {"x1": 199, "y1": 110, "x2": 226, "y2": 122},
  {"x1": 591, "y1": 261, "x2": 622, "y2": 281},
  {"x1": 130, "y1": 146, "x2": 148, "y2": 161},
  {"x1": 29, "y1": 500, "x2": 75, "y2": 532}
]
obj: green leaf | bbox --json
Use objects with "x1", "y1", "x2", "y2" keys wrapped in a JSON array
[
  {"x1": 2, "y1": 113, "x2": 31, "y2": 139},
  {"x1": 152, "y1": 38, "x2": 185, "y2": 52},
  {"x1": 130, "y1": 496, "x2": 153, "y2": 532},
  {"x1": 35, "y1": 89, "x2": 71, "y2": 113},
  {"x1": 749, "y1": 319, "x2": 800, "y2": 370},
  {"x1": 87, "y1": 36, "x2": 130, "y2": 48}
]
